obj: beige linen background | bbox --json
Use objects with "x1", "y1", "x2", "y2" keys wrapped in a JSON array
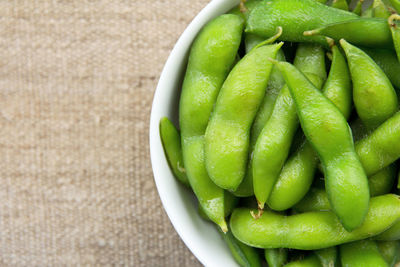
[{"x1": 0, "y1": 0, "x2": 210, "y2": 266}]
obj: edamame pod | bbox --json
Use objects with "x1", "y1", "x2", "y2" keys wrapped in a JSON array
[
  {"x1": 356, "y1": 111, "x2": 400, "y2": 176},
  {"x1": 304, "y1": 18, "x2": 393, "y2": 48},
  {"x1": 253, "y1": 44, "x2": 326, "y2": 210},
  {"x1": 246, "y1": 0, "x2": 358, "y2": 45},
  {"x1": 362, "y1": 48, "x2": 400, "y2": 90},
  {"x1": 314, "y1": 247, "x2": 338, "y2": 267},
  {"x1": 275, "y1": 60, "x2": 369, "y2": 230},
  {"x1": 265, "y1": 248, "x2": 288, "y2": 267},
  {"x1": 331, "y1": 0, "x2": 349, "y2": 11},
  {"x1": 340, "y1": 240, "x2": 389, "y2": 267},
  {"x1": 377, "y1": 241, "x2": 400, "y2": 266},
  {"x1": 160, "y1": 117, "x2": 190, "y2": 187},
  {"x1": 340, "y1": 39, "x2": 398, "y2": 130},
  {"x1": 389, "y1": 14, "x2": 400, "y2": 62},
  {"x1": 179, "y1": 14, "x2": 244, "y2": 232},
  {"x1": 268, "y1": 42, "x2": 351, "y2": 211},
  {"x1": 205, "y1": 41, "x2": 283, "y2": 191},
  {"x1": 322, "y1": 42, "x2": 352, "y2": 120},
  {"x1": 230, "y1": 194, "x2": 400, "y2": 250},
  {"x1": 283, "y1": 254, "x2": 322, "y2": 267},
  {"x1": 234, "y1": 50, "x2": 286, "y2": 197},
  {"x1": 250, "y1": 49, "x2": 286, "y2": 147}
]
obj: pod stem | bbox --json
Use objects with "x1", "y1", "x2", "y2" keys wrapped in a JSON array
[
  {"x1": 219, "y1": 220, "x2": 228, "y2": 233},
  {"x1": 388, "y1": 14, "x2": 400, "y2": 28},
  {"x1": 250, "y1": 208, "x2": 264, "y2": 220},
  {"x1": 253, "y1": 27, "x2": 283, "y2": 50},
  {"x1": 303, "y1": 28, "x2": 321, "y2": 36},
  {"x1": 326, "y1": 37, "x2": 335, "y2": 49}
]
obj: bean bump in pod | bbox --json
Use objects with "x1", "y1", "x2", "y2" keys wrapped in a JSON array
[{"x1": 340, "y1": 39, "x2": 398, "y2": 130}]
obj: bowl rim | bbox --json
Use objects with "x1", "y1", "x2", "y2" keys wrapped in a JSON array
[{"x1": 149, "y1": 0, "x2": 241, "y2": 266}]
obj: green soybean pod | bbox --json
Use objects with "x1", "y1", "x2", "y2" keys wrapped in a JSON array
[
  {"x1": 230, "y1": 194, "x2": 400, "y2": 250},
  {"x1": 355, "y1": 111, "x2": 400, "y2": 176},
  {"x1": 362, "y1": 48, "x2": 400, "y2": 90},
  {"x1": 268, "y1": 41, "x2": 351, "y2": 211},
  {"x1": 331, "y1": 0, "x2": 349, "y2": 11},
  {"x1": 234, "y1": 50, "x2": 286, "y2": 197},
  {"x1": 322, "y1": 43, "x2": 353, "y2": 119},
  {"x1": 179, "y1": 14, "x2": 244, "y2": 232},
  {"x1": 246, "y1": 0, "x2": 358, "y2": 44},
  {"x1": 275, "y1": 60, "x2": 369, "y2": 230},
  {"x1": 389, "y1": 14, "x2": 400, "y2": 62},
  {"x1": 340, "y1": 39, "x2": 398, "y2": 130},
  {"x1": 373, "y1": 0, "x2": 392, "y2": 18},
  {"x1": 314, "y1": 246, "x2": 338, "y2": 267},
  {"x1": 283, "y1": 254, "x2": 322, "y2": 267},
  {"x1": 377, "y1": 241, "x2": 400, "y2": 266},
  {"x1": 253, "y1": 44, "x2": 326, "y2": 210},
  {"x1": 340, "y1": 240, "x2": 389, "y2": 267},
  {"x1": 304, "y1": 18, "x2": 393, "y2": 49},
  {"x1": 265, "y1": 248, "x2": 288, "y2": 267},
  {"x1": 250, "y1": 49, "x2": 286, "y2": 145},
  {"x1": 352, "y1": 0, "x2": 363, "y2": 15},
  {"x1": 205, "y1": 40, "x2": 283, "y2": 191},
  {"x1": 159, "y1": 117, "x2": 190, "y2": 187}
]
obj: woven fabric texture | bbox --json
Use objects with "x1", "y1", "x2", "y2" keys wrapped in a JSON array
[{"x1": 0, "y1": 0, "x2": 210, "y2": 266}]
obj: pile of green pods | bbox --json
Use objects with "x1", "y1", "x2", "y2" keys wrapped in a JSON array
[{"x1": 160, "y1": 0, "x2": 400, "y2": 265}]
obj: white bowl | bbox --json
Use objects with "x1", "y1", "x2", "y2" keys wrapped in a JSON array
[{"x1": 149, "y1": 0, "x2": 241, "y2": 266}]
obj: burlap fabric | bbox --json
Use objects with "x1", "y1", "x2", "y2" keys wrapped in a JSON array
[{"x1": 0, "y1": 0, "x2": 210, "y2": 266}]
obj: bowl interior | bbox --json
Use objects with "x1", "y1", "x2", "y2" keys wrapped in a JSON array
[{"x1": 149, "y1": 0, "x2": 241, "y2": 266}]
